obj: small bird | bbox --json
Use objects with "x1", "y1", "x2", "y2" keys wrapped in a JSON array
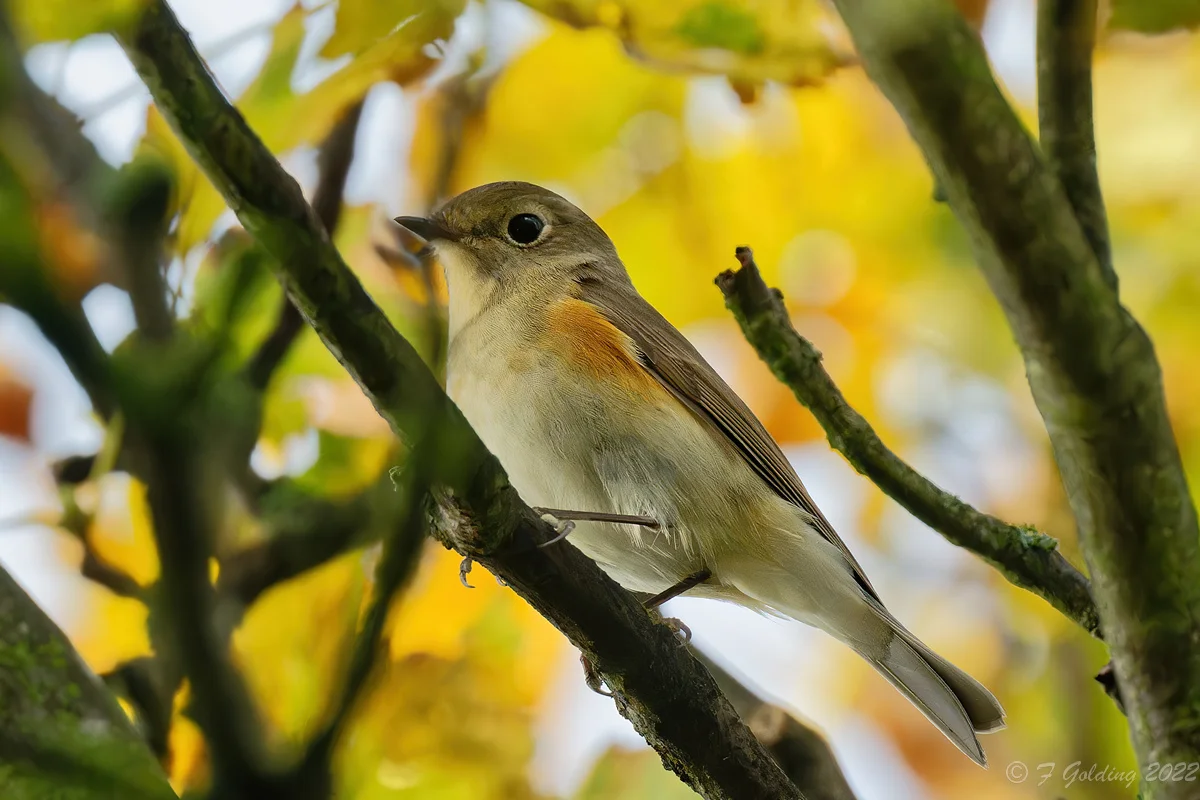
[{"x1": 395, "y1": 181, "x2": 1005, "y2": 766}]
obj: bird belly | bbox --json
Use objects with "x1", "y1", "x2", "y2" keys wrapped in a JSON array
[{"x1": 447, "y1": 324, "x2": 815, "y2": 596}]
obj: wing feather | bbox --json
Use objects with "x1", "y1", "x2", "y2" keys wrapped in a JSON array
[{"x1": 577, "y1": 274, "x2": 879, "y2": 601}]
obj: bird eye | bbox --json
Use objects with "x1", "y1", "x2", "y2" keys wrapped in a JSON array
[{"x1": 506, "y1": 213, "x2": 545, "y2": 245}]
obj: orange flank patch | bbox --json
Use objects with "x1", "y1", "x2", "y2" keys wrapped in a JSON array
[{"x1": 542, "y1": 298, "x2": 661, "y2": 397}]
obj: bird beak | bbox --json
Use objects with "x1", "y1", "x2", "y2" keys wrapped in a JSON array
[{"x1": 393, "y1": 215, "x2": 458, "y2": 245}]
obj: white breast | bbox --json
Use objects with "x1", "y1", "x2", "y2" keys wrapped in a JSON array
[{"x1": 445, "y1": 298, "x2": 787, "y2": 595}]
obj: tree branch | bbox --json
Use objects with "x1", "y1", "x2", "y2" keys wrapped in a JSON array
[
  {"x1": 116, "y1": 256, "x2": 272, "y2": 794},
  {"x1": 717, "y1": 248, "x2": 1101, "y2": 637},
  {"x1": 1037, "y1": 0, "x2": 1112, "y2": 284},
  {"x1": 693, "y1": 649, "x2": 858, "y2": 800},
  {"x1": 828, "y1": 0, "x2": 1200, "y2": 784},
  {"x1": 217, "y1": 468, "x2": 406, "y2": 608},
  {"x1": 0, "y1": 563, "x2": 174, "y2": 799},
  {"x1": 119, "y1": 3, "x2": 805, "y2": 798}
]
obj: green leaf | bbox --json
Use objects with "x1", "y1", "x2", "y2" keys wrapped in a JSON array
[
  {"x1": 518, "y1": 0, "x2": 846, "y2": 87},
  {"x1": 674, "y1": 2, "x2": 765, "y2": 54},
  {"x1": 12, "y1": 0, "x2": 148, "y2": 43},
  {"x1": 187, "y1": 232, "x2": 282, "y2": 365},
  {"x1": 1108, "y1": 0, "x2": 1200, "y2": 33},
  {"x1": 321, "y1": 0, "x2": 466, "y2": 59}
]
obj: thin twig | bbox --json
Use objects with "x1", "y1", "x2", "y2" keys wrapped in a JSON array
[
  {"x1": 717, "y1": 247, "x2": 1101, "y2": 637},
  {"x1": 293, "y1": 438, "x2": 435, "y2": 785},
  {"x1": 81, "y1": 549, "x2": 144, "y2": 599},
  {"x1": 112, "y1": 159, "x2": 175, "y2": 341},
  {"x1": 57, "y1": 484, "x2": 145, "y2": 599},
  {"x1": 1037, "y1": 0, "x2": 1112, "y2": 285}
]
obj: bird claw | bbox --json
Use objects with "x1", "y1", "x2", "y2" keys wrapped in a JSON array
[
  {"x1": 535, "y1": 510, "x2": 576, "y2": 548},
  {"x1": 662, "y1": 617, "x2": 692, "y2": 645},
  {"x1": 581, "y1": 654, "x2": 613, "y2": 697},
  {"x1": 460, "y1": 556, "x2": 507, "y2": 588}
]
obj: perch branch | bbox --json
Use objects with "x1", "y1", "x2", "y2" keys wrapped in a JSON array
[
  {"x1": 120, "y1": 3, "x2": 805, "y2": 797},
  {"x1": 828, "y1": 0, "x2": 1200, "y2": 781},
  {"x1": 717, "y1": 249, "x2": 1100, "y2": 637}
]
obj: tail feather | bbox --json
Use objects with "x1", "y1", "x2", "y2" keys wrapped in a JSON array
[
  {"x1": 869, "y1": 601, "x2": 1006, "y2": 737},
  {"x1": 722, "y1": 553, "x2": 1005, "y2": 766},
  {"x1": 864, "y1": 631, "x2": 989, "y2": 766},
  {"x1": 895, "y1": 635, "x2": 1006, "y2": 734}
]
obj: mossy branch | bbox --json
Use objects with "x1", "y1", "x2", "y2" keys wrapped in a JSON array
[
  {"x1": 118, "y1": 3, "x2": 805, "y2": 797},
  {"x1": 828, "y1": 0, "x2": 1200, "y2": 787},
  {"x1": 717, "y1": 249, "x2": 1100, "y2": 637},
  {"x1": 0, "y1": 565, "x2": 175, "y2": 800},
  {"x1": 1037, "y1": 0, "x2": 1112, "y2": 284}
]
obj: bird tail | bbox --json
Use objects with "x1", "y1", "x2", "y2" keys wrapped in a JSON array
[
  {"x1": 723, "y1": 555, "x2": 1004, "y2": 766},
  {"x1": 856, "y1": 601, "x2": 1005, "y2": 767}
]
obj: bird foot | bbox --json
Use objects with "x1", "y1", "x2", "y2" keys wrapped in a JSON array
[
  {"x1": 580, "y1": 654, "x2": 612, "y2": 697},
  {"x1": 534, "y1": 511, "x2": 577, "y2": 548},
  {"x1": 662, "y1": 616, "x2": 692, "y2": 645}
]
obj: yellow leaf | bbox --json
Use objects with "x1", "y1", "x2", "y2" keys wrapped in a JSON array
[
  {"x1": 87, "y1": 473, "x2": 161, "y2": 586},
  {"x1": 519, "y1": 0, "x2": 849, "y2": 87},
  {"x1": 12, "y1": 0, "x2": 148, "y2": 43},
  {"x1": 336, "y1": 652, "x2": 543, "y2": 799},
  {"x1": 411, "y1": 26, "x2": 687, "y2": 191},
  {"x1": 66, "y1": 584, "x2": 152, "y2": 674},
  {"x1": 233, "y1": 552, "x2": 366, "y2": 741},
  {"x1": 244, "y1": 5, "x2": 452, "y2": 152},
  {"x1": 166, "y1": 687, "x2": 210, "y2": 794}
]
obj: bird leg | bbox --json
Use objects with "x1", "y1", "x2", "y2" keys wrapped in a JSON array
[
  {"x1": 533, "y1": 507, "x2": 661, "y2": 548},
  {"x1": 644, "y1": 568, "x2": 709, "y2": 649},
  {"x1": 643, "y1": 568, "x2": 712, "y2": 610},
  {"x1": 461, "y1": 509, "x2": 663, "y2": 590}
]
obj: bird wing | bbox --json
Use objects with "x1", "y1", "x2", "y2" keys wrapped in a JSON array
[{"x1": 578, "y1": 275, "x2": 879, "y2": 601}]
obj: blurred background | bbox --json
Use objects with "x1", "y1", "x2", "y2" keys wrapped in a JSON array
[{"x1": 1, "y1": 0, "x2": 1197, "y2": 797}]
